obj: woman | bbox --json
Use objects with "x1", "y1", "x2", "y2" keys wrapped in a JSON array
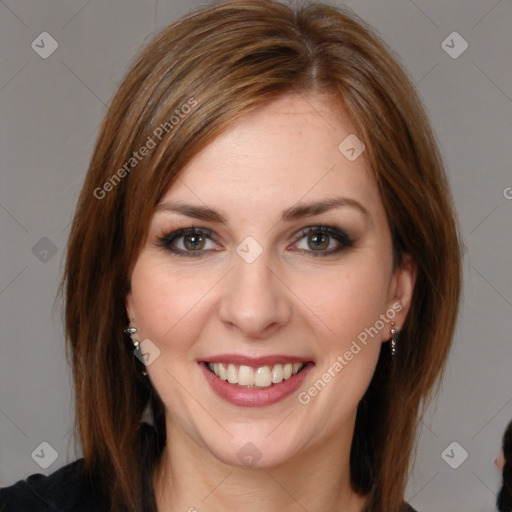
[{"x1": 0, "y1": 0, "x2": 462, "y2": 511}]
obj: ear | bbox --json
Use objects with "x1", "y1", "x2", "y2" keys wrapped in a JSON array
[
  {"x1": 125, "y1": 289, "x2": 135, "y2": 323},
  {"x1": 386, "y1": 253, "x2": 417, "y2": 331},
  {"x1": 495, "y1": 451, "x2": 505, "y2": 472}
]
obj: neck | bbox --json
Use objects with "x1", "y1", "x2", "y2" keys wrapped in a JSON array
[{"x1": 152, "y1": 414, "x2": 367, "y2": 512}]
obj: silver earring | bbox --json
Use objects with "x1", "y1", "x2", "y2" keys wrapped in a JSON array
[
  {"x1": 124, "y1": 325, "x2": 147, "y2": 376},
  {"x1": 389, "y1": 322, "x2": 399, "y2": 356}
]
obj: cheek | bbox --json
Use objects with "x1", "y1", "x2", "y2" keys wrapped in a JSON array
[
  {"x1": 295, "y1": 259, "x2": 392, "y2": 348},
  {"x1": 293, "y1": 269, "x2": 388, "y2": 419},
  {"x1": 128, "y1": 258, "x2": 210, "y2": 354},
  {"x1": 289, "y1": 256, "x2": 391, "y2": 413}
]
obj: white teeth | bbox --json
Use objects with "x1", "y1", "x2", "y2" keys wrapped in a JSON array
[
  {"x1": 218, "y1": 363, "x2": 227, "y2": 380},
  {"x1": 271, "y1": 363, "x2": 284, "y2": 383},
  {"x1": 207, "y1": 361, "x2": 305, "y2": 387},
  {"x1": 238, "y1": 365, "x2": 255, "y2": 386},
  {"x1": 227, "y1": 364, "x2": 238, "y2": 384},
  {"x1": 254, "y1": 366, "x2": 272, "y2": 387}
]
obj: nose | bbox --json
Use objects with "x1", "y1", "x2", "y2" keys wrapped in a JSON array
[{"x1": 218, "y1": 245, "x2": 292, "y2": 339}]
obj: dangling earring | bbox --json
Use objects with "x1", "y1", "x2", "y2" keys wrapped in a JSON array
[
  {"x1": 124, "y1": 324, "x2": 148, "y2": 376},
  {"x1": 389, "y1": 322, "x2": 399, "y2": 356}
]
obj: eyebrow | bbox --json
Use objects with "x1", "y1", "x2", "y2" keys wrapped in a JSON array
[{"x1": 155, "y1": 197, "x2": 372, "y2": 226}]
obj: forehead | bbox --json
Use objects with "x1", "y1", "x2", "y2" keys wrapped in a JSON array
[{"x1": 159, "y1": 93, "x2": 382, "y2": 220}]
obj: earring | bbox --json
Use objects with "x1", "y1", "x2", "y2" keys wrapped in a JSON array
[
  {"x1": 389, "y1": 322, "x2": 399, "y2": 357},
  {"x1": 124, "y1": 324, "x2": 148, "y2": 376}
]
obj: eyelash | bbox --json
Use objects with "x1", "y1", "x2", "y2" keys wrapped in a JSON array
[{"x1": 155, "y1": 225, "x2": 355, "y2": 258}]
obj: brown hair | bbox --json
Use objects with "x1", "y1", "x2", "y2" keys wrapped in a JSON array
[{"x1": 62, "y1": 1, "x2": 462, "y2": 510}]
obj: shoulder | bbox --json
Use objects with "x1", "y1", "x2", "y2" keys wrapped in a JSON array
[
  {"x1": 401, "y1": 502, "x2": 419, "y2": 512},
  {"x1": 0, "y1": 424, "x2": 158, "y2": 512},
  {"x1": 0, "y1": 459, "x2": 100, "y2": 512}
]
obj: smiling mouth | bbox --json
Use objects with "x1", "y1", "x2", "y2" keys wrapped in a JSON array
[{"x1": 205, "y1": 361, "x2": 312, "y2": 389}]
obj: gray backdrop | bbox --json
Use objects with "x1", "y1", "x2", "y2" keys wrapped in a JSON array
[{"x1": 1, "y1": 1, "x2": 511, "y2": 511}]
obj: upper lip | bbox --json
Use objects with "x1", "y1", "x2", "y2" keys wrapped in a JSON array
[{"x1": 201, "y1": 354, "x2": 314, "y2": 367}]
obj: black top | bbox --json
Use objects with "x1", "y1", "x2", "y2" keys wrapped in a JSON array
[
  {"x1": 0, "y1": 459, "x2": 94, "y2": 512},
  {"x1": 1, "y1": 446, "x2": 418, "y2": 511}
]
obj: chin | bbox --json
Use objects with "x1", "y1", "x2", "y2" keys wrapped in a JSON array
[{"x1": 200, "y1": 432, "x2": 304, "y2": 471}]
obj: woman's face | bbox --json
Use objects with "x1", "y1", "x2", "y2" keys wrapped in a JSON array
[{"x1": 126, "y1": 93, "x2": 416, "y2": 469}]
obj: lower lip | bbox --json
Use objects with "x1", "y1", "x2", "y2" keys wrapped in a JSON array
[{"x1": 199, "y1": 362, "x2": 314, "y2": 407}]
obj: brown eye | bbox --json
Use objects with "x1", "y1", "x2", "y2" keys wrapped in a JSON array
[
  {"x1": 157, "y1": 225, "x2": 353, "y2": 258},
  {"x1": 291, "y1": 226, "x2": 354, "y2": 257},
  {"x1": 156, "y1": 227, "x2": 220, "y2": 257},
  {"x1": 183, "y1": 233, "x2": 206, "y2": 251},
  {"x1": 307, "y1": 232, "x2": 330, "y2": 251}
]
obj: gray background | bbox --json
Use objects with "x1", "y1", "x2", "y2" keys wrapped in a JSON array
[{"x1": 1, "y1": 0, "x2": 511, "y2": 510}]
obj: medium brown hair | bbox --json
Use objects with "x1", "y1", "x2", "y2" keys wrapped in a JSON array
[{"x1": 62, "y1": 1, "x2": 462, "y2": 510}]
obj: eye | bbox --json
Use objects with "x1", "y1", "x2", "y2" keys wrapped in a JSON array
[
  {"x1": 156, "y1": 227, "x2": 221, "y2": 257},
  {"x1": 156, "y1": 225, "x2": 354, "y2": 258},
  {"x1": 290, "y1": 225, "x2": 354, "y2": 257}
]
